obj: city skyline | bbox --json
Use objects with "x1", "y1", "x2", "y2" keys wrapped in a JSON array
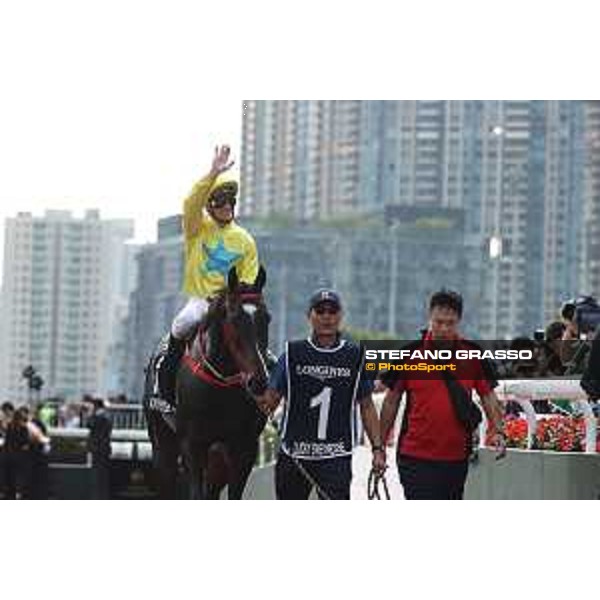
[{"x1": 242, "y1": 100, "x2": 598, "y2": 339}]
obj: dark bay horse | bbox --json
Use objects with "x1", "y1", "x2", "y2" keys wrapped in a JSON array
[{"x1": 175, "y1": 266, "x2": 270, "y2": 499}]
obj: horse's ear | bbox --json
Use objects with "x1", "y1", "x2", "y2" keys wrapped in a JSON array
[
  {"x1": 254, "y1": 265, "x2": 267, "y2": 292},
  {"x1": 227, "y1": 267, "x2": 239, "y2": 293}
]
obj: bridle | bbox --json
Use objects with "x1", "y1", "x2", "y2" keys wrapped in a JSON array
[{"x1": 185, "y1": 292, "x2": 267, "y2": 390}]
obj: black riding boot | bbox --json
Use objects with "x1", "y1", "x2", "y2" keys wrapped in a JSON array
[{"x1": 158, "y1": 334, "x2": 187, "y2": 405}]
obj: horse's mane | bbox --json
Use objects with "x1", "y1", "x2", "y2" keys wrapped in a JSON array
[{"x1": 208, "y1": 287, "x2": 227, "y2": 310}]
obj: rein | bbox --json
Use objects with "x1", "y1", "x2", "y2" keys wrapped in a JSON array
[{"x1": 183, "y1": 354, "x2": 244, "y2": 388}]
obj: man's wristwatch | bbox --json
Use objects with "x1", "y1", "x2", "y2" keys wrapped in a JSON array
[{"x1": 372, "y1": 445, "x2": 385, "y2": 453}]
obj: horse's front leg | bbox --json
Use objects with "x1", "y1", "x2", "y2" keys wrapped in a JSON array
[
  {"x1": 205, "y1": 442, "x2": 230, "y2": 500},
  {"x1": 227, "y1": 439, "x2": 259, "y2": 500},
  {"x1": 182, "y1": 437, "x2": 206, "y2": 500},
  {"x1": 156, "y1": 429, "x2": 179, "y2": 499}
]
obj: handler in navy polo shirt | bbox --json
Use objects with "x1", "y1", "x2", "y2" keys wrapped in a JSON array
[
  {"x1": 380, "y1": 289, "x2": 506, "y2": 500},
  {"x1": 257, "y1": 289, "x2": 385, "y2": 500}
]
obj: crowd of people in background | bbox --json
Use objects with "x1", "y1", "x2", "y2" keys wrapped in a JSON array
[
  {"x1": 1, "y1": 395, "x2": 117, "y2": 499},
  {"x1": 0, "y1": 402, "x2": 51, "y2": 499},
  {"x1": 20, "y1": 393, "x2": 129, "y2": 430}
]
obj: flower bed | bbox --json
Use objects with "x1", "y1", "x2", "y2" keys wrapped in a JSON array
[
  {"x1": 534, "y1": 416, "x2": 588, "y2": 452},
  {"x1": 486, "y1": 415, "x2": 597, "y2": 452}
]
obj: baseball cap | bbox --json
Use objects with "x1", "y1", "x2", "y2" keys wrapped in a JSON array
[{"x1": 308, "y1": 288, "x2": 342, "y2": 312}]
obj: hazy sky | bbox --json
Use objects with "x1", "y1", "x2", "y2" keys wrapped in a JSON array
[
  {"x1": 0, "y1": 2, "x2": 244, "y2": 251},
  {"x1": 0, "y1": 0, "x2": 594, "y2": 281}
]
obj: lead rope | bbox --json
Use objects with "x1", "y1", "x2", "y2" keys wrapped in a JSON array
[
  {"x1": 266, "y1": 414, "x2": 332, "y2": 500},
  {"x1": 289, "y1": 454, "x2": 333, "y2": 501},
  {"x1": 367, "y1": 468, "x2": 390, "y2": 500}
]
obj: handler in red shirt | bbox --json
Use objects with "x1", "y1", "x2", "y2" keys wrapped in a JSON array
[{"x1": 379, "y1": 289, "x2": 506, "y2": 500}]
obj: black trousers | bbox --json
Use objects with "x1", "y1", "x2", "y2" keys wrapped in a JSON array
[
  {"x1": 91, "y1": 456, "x2": 111, "y2": 500},
  {"x1": 30, "y1": 453, "x2": 50, "y2": 500},
  {"x1": 1, "y1": 452, "x2": 32, "y2": 499},
  {"x1": 275, "y1": 451, "x2": 351, "y2": 500},
  {"x1": 398, "y1": 454, "x2": 469, "y2": 500}
]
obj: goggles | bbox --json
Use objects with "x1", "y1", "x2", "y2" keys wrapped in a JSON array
[{"x1": 208, "y1": 182, "x2": 238, "y2": 209}]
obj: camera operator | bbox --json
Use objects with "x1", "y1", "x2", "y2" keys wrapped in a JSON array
[
  {"x1": 560, "y1": 296, "x2": 600, "y2": 374},
  {"x1": 510, "y1": 337, "x2": 542, "y2": 378},
  {"x1": 537, "y1": 321, "x2": 566, "y2": 377},
  {"x1": 581, "y1": 328, "x2": 600, "y2": 400}
]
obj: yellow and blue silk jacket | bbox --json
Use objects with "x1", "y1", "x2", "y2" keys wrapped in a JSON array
[{"x1": 182, "y1": 174, "x2": 258, "y2": 298}]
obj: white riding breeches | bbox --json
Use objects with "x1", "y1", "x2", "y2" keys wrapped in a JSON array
[{"x1": 171, "y1": 297, "x2": 209, "y2": 340}]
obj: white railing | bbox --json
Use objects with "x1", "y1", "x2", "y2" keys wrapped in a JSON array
[{"x1": 48, "y1": 427, "x2": 152, "y2": 461}]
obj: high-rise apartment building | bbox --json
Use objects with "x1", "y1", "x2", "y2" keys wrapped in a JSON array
[
  {"x1": 477, "y1": 101, "x2": 586, "y2": 338},
  {"x1": 0, "y1": 210, "x2": 134, "y2": 402},
  {"x1": 583, "y1": 101, "x2": 600, "y2": 298},
  {"x1": 242, "y1": 101, "x2": 483, "y2": 226},
  {"x1": 103, "y1": 241, "x2": 141, "y2": 398},
  {"x1": 241, "y1": 101, "x2": 362, "y2": 220}
]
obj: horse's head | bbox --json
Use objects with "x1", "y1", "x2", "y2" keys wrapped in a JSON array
[{"x1": 202, "y1": 265, "x2": 270, "y2": 395}]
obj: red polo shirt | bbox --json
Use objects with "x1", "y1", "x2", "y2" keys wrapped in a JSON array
[{"x1": 390, "y1": 333, "x2": 495, "y2": 462}]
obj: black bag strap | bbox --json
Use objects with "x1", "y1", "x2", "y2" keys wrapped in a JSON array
[
  {"x1": 441, "y1": 369, "x2": 481, "y2": 457},
  {"x1": 442, "y1": 370, "x2": 481, "y2": 424}
]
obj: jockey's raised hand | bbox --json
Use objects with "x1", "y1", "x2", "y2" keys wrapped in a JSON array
[{"x1": 209, "y1": 144, "x2": 235, "y2": 178}]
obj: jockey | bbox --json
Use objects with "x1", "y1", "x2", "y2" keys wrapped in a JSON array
[{"x1": 159, "y1": 145, "x2": 259, "y2": 404}]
